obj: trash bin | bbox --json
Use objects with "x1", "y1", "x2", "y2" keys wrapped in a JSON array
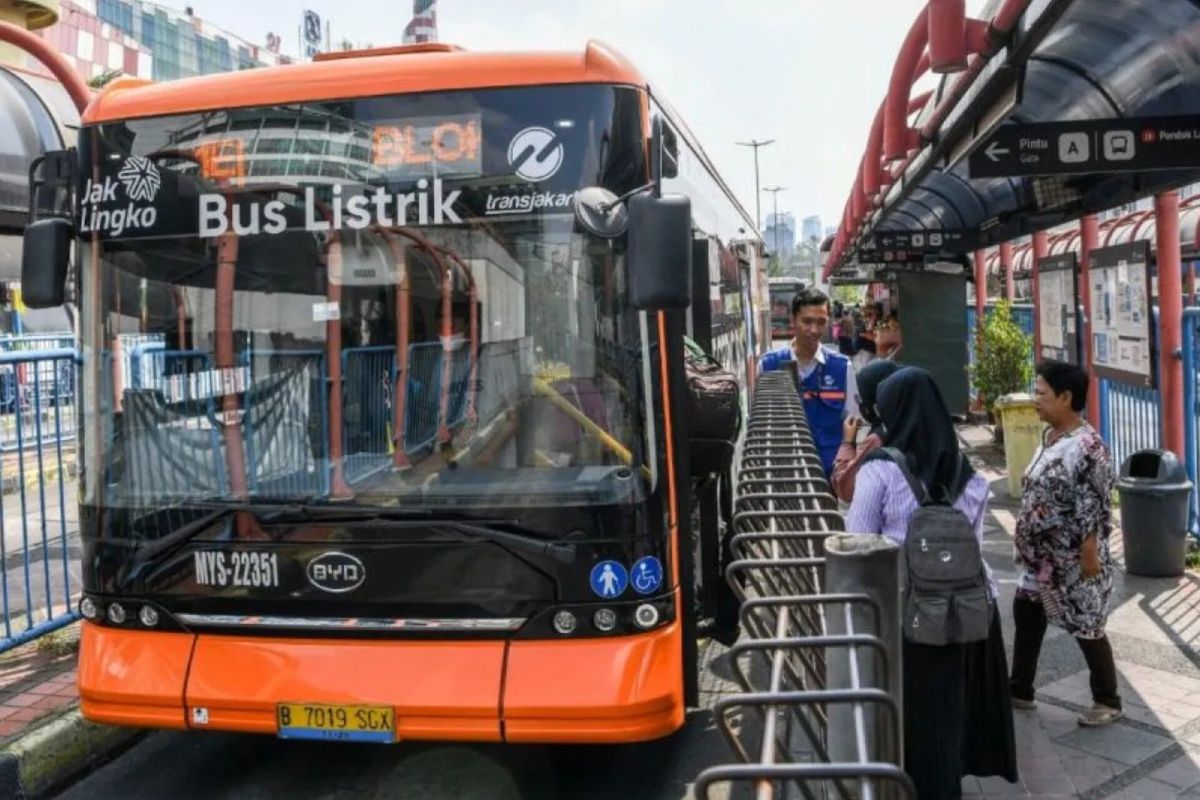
[
  {"x1": 994, "y1": 393, "x2": 1042, "y2": 499},
  {"x1": 1118, "y1": 449, "x2": 1194, "y2": 578}
]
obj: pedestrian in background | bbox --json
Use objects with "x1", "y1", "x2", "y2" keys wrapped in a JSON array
[
  {"x1": 1010, "y1": 360, "x2": 1122, "y2": 726},
  {"x1": 846, "y1": 367, "x2": 1018, "y2": 799},
  {"x1": 830, "y1": 359, "x2": 902, "y2": 502}
]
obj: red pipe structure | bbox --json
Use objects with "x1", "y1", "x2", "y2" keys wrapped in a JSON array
[
  {"x1": 826, "y1": 0, "x2": 1033, "y2": 279},
  {"x1": 0, "y1": 21, "x2": 91, "y2": 112},
  {"x1": 883, "y1": 10, "x2": 931, "y2": 164},
  {"x1": 1000, "y1": 241, "x2": 1015, "y2": 302},
  {"x1": 376, "y1": 228, "x2": 414, "y2": 470},
  {"x1": 1079, "y1": 214, "x2": 1101, "y2": 428},
  {"x1": 324, "y1": 233, "x2": 354, "y2": 499},
  {"x1": 1155, "y1": 191, "x2": 1186, "y2": 460}
]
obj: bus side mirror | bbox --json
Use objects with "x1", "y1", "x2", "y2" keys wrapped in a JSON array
[
  {"x1": 21, "y1": 218, "x2": 72, "y2": 309},
  {"x1": 627, "y1": 191, "x2": 691, "y2": 310}
]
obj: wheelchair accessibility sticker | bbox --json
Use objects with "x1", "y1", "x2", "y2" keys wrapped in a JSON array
[
  {"x1": 590, "y1": 561, "x2": 628, "y2": 598},
  {"x1": 631, "y1": 557, "x2": 664, "y2": 595}
]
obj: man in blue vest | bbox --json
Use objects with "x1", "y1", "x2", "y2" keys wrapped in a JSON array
[{"x1": 759, "y1": 288, "x2": 859, "y2": 478}]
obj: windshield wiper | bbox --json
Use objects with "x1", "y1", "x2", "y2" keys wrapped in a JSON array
[
  {"x1": 127, "y1": 501, "x2": 574, "y2": 564},
  {"x1": 432, "y1": 521, "x2": 577, "y2": 565}
]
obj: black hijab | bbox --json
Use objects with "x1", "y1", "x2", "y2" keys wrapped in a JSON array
[
  {"x1": 866, "y1": 367, "x2": 974, "y2": 501},
  {"x1": 856, "y1": 360, "x2": 903, "y2": 435}
]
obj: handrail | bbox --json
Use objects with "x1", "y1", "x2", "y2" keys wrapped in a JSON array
[{"x1": 696, "y1": 370, "x2": 909, "y2": 799}]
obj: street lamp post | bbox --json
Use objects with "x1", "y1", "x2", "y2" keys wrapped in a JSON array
[
  {"x1": 763, "y1": 185, "x2": 787, "y2": 264},
  {"x1": 737, "y1": 138, "x2": 774, "y2": 234}
]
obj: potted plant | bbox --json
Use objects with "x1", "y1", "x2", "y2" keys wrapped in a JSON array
[{"x1": 969, "y1": 300, "x2": 1034, "y2": 442}]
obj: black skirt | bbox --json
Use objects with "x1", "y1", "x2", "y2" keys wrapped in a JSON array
[{"x1": 902, "y1": 606, "x2": 1019, "y2": 800}]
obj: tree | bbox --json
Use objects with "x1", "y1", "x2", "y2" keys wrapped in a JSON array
[
  {"x1": 831, "y1": 284, "x2": 864, "y2": 306},
  {"x1": 767, "y1": 254, "x2": 787, "y2": 278},
  {"x1": 969, "y1": 299, "x2": 1034, "y2": 419},
  {"x1": 87, "y1": 69, "x2": 123, "y2": 89}
]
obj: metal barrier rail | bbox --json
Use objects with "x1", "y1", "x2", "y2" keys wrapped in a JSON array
[
  {"x1": 0, "y1": 348, "x2": 81, "y2": 653},
  {"x1": 697, "y1": 370, "x2": 911, "y2": 800},
  {"x1": 1184, "y1": 307, "x2": 1200, "y2": 535}
]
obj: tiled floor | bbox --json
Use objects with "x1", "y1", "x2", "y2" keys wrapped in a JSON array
[{"x1": 0, "y1": 631, "x2": 78, "y2": 742}]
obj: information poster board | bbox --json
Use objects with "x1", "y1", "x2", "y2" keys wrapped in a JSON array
[
  {"x1": 1035, "y1": 252, "x2": 1080, "y2": 364},
  {"x1": 1088, "y1": 241, "x2": 1155, "y2": 388}
]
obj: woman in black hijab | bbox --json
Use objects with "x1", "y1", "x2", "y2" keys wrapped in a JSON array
[
  {"x1": 847, "y1": 368, "x2": 1018, "y2": 799},
  {"x1": 831, "y1": 359, "x2": 902, "y2": 502}
]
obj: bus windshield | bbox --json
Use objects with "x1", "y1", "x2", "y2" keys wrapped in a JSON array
[{"x1": 75, "y1": 84, "x2": 655, "y2": 531}]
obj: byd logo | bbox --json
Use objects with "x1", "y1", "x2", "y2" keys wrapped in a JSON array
[
  {"x1": 508, "y1": 126, "x2": 564, "y2": 182},
  {"x1": 306, "y1": 552, "x2": 366, "y2": 593}
]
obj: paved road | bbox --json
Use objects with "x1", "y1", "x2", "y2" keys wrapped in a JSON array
[{"x1": 55, "y1": 641, "x2": 748, "y2": 800}]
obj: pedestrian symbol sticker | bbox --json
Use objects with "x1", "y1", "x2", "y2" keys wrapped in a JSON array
[
  {"x1": 631, "y1": 557, "x2": 664, "y2": 595},
  {"x1": 590, "y1": 561, "x2": 628, "y2": 599}
]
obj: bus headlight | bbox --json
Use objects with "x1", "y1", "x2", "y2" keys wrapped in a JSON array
[
  {"x1": 80, "y1": 597, "x2": 99, "y2": 620},
  {"x1": 106, "y1": 602, "x2": 127, "y2": 624},
  {"x1": 633, "y1": 604, "x2": 660, "y2": 630},
  {"x1": 552, "y1": 610, "x2": 577, "y2": 635},
  {"x1": 138, "y1": 605, "x2": 160, "y2": 627},
  {"x1": 593, "y1": 608, "x2": 617, "y2": 632}
]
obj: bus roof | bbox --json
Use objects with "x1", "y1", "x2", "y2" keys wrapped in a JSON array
[{"x1": 82, "y1": 41, "x2": 647, "y2": 125}]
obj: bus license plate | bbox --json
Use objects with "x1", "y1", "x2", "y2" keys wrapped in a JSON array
[{"x1": 276, "y1": 703, "x2": 395, "y2": 743}]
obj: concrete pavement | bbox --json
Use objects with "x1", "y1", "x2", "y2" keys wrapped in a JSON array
[{"x1": 960, "y1": 423, "x2": 1200, "y2": 799}]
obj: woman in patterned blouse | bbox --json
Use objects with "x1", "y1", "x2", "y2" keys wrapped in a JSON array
[{"x1": 1010, "y1": 360, "x2": 1122, "y2": 726}]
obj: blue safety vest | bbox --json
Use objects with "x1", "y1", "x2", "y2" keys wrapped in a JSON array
[{"x1": 758, "y1": 345, "x2": 849, "y2": 477}]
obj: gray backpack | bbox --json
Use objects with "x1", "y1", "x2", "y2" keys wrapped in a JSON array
[{"x1": 882, "y1": 448, "x2": 991, "y2": 646}]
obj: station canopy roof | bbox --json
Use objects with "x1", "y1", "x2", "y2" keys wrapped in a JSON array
[{"x1": 826, "y1": 0, "x2": 1200, "y2": 282}]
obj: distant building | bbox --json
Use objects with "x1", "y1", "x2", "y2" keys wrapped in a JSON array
[
  {"x1": 402, "y1": 0, "x2": 438, "y2": 43},
  {"x1": 88, "y1": 0, "x2": 292, "y2": 82},
  {"x1": 765, "y1": 211, "x2": 795, "y2": 258},
  {"x1": 801, "y1": 215, "x2": 822, "y2": 246},
  {"x1": 34, "y1": 0, "x2": 153, "y2": 81}
]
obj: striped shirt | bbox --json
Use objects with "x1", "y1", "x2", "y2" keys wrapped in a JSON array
[{"x1": 845, "y1": 460, "x2": 998, "y2": 598}]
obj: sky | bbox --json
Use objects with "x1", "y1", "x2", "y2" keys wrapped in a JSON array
[{"x1": 182, "y1": 0, "x2": 990, "y2": 237}]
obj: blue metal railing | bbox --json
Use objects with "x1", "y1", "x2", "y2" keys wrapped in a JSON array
[
  {"x1": 445, "y1": 343, "x2": 473, "y2": 429},
  {"x1": 241, "y1": 350, "x2": 328, "y2": 498},
  {"x1": 405, "y1": 342, "x2": 443, "y2": 455},
  {"x1": 1184, "y1": 308, "x2": 1200, "y2": 536},
  {"x1": 343, "y1": 346, "x2": 395, "y2": 484},
  {"x1": 0, "y1": 348, "x2": 81, "y2": 653}
]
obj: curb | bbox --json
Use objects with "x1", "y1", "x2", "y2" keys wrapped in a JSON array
[{"x1": 0, "y1": 704, "x2": 143, "y2": 799}]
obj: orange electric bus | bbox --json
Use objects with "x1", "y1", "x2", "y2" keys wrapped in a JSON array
[{"x1": 21, "y1": 41, "x2": 761, "y2": 744}]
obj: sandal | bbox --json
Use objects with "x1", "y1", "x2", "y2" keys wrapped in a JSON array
[{"x1": 1077, "y1": 704, "x2": 1123, "y2": 727}]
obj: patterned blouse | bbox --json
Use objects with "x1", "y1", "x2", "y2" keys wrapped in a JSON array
[{"x1": 1014, "y1": 422, "x2": 1115, "y2": 639}]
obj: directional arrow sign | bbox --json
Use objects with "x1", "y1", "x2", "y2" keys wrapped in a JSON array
[
  {"x1": 968, "y1": 115, "x2": 1200, "y2": 178},
  {"x1": 984, "y1": 140, "x2": 1010, "y2": 162}
]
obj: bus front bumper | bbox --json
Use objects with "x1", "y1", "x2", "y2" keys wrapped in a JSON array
[{"x1": 77, "y1": 618, "x2": 685, "y2": 744}]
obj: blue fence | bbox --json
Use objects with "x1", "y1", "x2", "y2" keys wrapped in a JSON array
[
  {"x1": 1185, "y1": 308, "x2": 1200, "y2": 535},
  {"x1": 343, "y1": 346, "x2": 395, "y2": 484},
  {"x1": 0, "y1": 348, "x2": 81, "y2": 653}
]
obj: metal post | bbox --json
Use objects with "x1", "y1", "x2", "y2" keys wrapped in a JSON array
[
  {"x1": 824, "y1": 534, "x2": 903, "y2": 780},
  {"x1": 1156, "y1": 191, "x2": 1186, "y2": 459},
  {"x1": 973, "y1": 250, "x2": 987, "y2": 321},
  {"x1": 1032, "y1": 230, "x2": 1049, "y2": 359},
  {"x1": 763, "y1": 186, "x2": 786, "y2": 264},
  {"x1": 1080, "y1": 214, "x2": 1101, "y2": 428},
  {"x1": 737, "y1": 139, "x2": 775, "y2": 233}
]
